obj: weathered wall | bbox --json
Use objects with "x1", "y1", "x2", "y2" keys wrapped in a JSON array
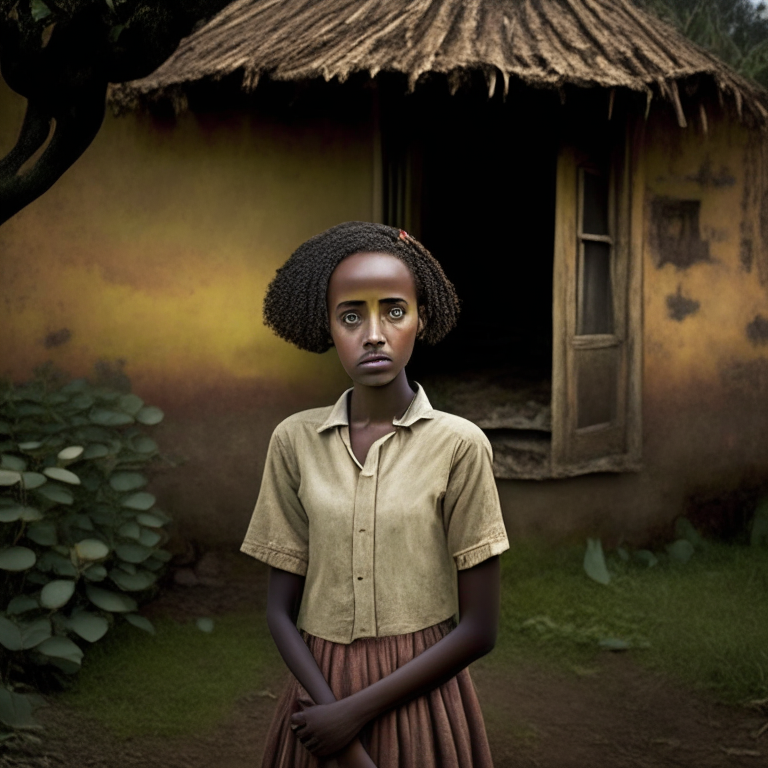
[
  {"x1": 499, "y1": 105, "x2": 768, "y2": 544},
  {"x1": 0, "y1": 81, "x2": 373, "y2": 546},
  {"x1": 3, "y1": 83, "x2": 767, "y2": 548}
]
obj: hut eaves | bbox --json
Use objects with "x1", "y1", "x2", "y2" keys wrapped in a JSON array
[{"x1": 111, "y1": 0, "x2": 768, "y2": 125}]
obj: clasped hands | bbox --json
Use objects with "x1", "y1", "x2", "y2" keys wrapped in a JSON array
[{"x1": 290, "y1": 695, "x2": 374, "y2": 766}]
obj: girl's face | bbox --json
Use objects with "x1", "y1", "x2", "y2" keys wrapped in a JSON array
[{"x1": 327, "y1": 251, "x2": 422, "y2": 387}]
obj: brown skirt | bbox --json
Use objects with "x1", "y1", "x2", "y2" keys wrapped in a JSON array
[{"x1": 261, "y1": 619, "x2": 493, "y2": 768}]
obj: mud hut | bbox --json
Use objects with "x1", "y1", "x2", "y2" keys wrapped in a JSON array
[{"x1": 2, "y1": 0, "x2": 768, "y2": 543}]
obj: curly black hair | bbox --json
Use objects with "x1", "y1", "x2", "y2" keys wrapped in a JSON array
[{"x1": 263, "y1": 221, "x2": 460, "y2": 353}]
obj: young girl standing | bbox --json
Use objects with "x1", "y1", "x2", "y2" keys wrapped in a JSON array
[{"x1": 241, "y1": 221, "x2": 509, "y2": 768}]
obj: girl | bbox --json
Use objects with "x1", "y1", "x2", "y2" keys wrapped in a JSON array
[{"x1": 241, "y1": 221, "x2": 509, "y2": 768}]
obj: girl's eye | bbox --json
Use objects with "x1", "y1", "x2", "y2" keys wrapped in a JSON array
[
  {"x1": 389, "y1": 307, "x2": 404, "y2": 319},
  {"x1": 342, "y1": 313, "x2": 359, "y2": 325}
]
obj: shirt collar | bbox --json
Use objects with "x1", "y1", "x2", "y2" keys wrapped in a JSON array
[{"x1": 317, "y1": 382, "x2": 435, "y2": 433}]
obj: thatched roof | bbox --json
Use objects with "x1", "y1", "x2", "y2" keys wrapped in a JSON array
[{"x1": 111, "y1": 0, "x2": 768, "y2": 125}]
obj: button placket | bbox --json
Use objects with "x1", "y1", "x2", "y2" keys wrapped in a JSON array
[{"x1": 350, "y1": 432, "x2": 393, "y2": 639}]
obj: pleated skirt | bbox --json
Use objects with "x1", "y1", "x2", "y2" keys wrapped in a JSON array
[{"x1": 261, "y1": 619, "x2": 494, "y2": 768}]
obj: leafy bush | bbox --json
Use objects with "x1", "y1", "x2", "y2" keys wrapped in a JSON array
[{"x1": 0, "y1": 371, "x2": 171, "y2": 729}]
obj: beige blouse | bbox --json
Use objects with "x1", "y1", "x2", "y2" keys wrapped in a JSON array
[{"x1": 241, "y1": 384, "x2": 509, "y2": 644}]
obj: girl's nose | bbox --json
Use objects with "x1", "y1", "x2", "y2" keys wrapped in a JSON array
[{"x1": 364, "y1": 316, "x2": 386, "y2": 347}]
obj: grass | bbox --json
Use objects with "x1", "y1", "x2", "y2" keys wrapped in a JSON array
[
  {"x1": 492, "y1": 540, "x2": 768, "y2": 704},
  {"x1": 59, "y1": 540, "x2": 768, "y2": 740},
  {"x1": 60, "y1": 611, "x2": 281, "y2": 738}
]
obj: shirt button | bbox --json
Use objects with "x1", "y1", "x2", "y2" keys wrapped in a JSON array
[{"x1": 357, "y1": 576, "x2": 363, "y2": 580}]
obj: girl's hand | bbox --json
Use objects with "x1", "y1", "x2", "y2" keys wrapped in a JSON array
[{"x1": 290, "y1": 698, "x2": 366, "y2": 757}]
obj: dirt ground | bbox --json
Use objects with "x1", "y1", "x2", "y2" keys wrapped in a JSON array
[{"x1": 3, "y1": 557, "x2": 767, "y2": 768}]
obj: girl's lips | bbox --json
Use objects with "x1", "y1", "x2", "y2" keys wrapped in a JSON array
[{"x1": 358, "y1": 357, "x2": 392, "y2": 367}]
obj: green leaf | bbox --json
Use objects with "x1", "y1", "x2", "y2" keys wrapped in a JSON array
[
  {"x1": 122, "y1": 492, "x2": 155, "y2": 511},
  {"x1": 18, "y1": 441, "x2": 43, "y2": 451},
  {"x1": 139, "y1": 528, "x2": 162, "y2": 548},
  {"x1": 0, "y1": 504, "x2": 43, "y2": 523},
  {"x1": 583, "y1": 538, "x2": 611, "y2": 585},
  {"x1": 666, "y1": 539, "x2": 695, "y2": 564},
  {"x1": 598, "y1": 637, "x2": 631, "y2": 651},
  {"x1": 7, "y1": 596, "x2": 39, "y2": 615},
  {"x1": 136, "y1": 512, "x2": 164, "y2": 527},
  {"x1": 109, "y1": 472, "x2": 146, "y2": 492},
  {"x1": 0, "y1": 421, "x2": 11, "y2": 435},
  {"x1": 73, "y1": 539, "x2": 109, "y2": 562},
  {"x1": 83, "y1": 564, "x2": 107, "y2": 582},
  {"x1": 0, "y1": 617, "x2": 23, "y2": 651},
  {"x1": 152, "y1": 548, "x2": 172, "y2": 563},
  {"x1": 89, "y1": 408, "x2": 134, "y2": 427},
  {"x1": 0, "y1": 505, "x2": 22, "y2": 522},
  {"x1": 0, "y1": 688, "x2": 40, "y2": 729},
  {"x1": 37, "y1": 636, "x2": 83, "y2": 667},
  {"x1": 616, "y1": 546, "x2": 629, "y2": 561},
  {"x1": 35, "y1": 483, "x2": 73, "y2": 505},
  {"x1": 69, "y1": 393, "x2": 95, "y2": 411},
  {"x1": 115, "y1": 543, "x2": 152, "y2": 564},
  {"x1": 142, "y1": 557, "x2": 165, "y2": 572},
  {"x1": 43, "y1": 467, "x2": 80, "y2": 485},
  {"x1": 86, "y1": 585, "x2": 137, "y2": 613},
  {"x1": 0, "y1": 617, "x2": 51, "y2": 650},
  {"x1": 40, "y1": 580, "x2": 76, "y2": 609},
  {"x1": 135, "y1": 406, "x2": 164, "y2": 425},
  {"x1": 0, "y1": 547, "x2": 36, "y2": 571},
  {"x1": 36, "y1": 551, "x2": 76, "y2": 577},
  {"x1": 674, "y1": 517, "x2": 706, "y2": 549},
  {"x1": 83, "y1": 443, "x2": 109, "y2": 460},
  {"x1": 21, "y1": 472, "x2": 46, "y2": 489},
  {"x1": 110, "y1": 569, "x2": 156, "y2": 591},
  {"x1": 29, "y1": 0, "x2": 51, "y2": 21},
  {"x1": 117, "y1": 394, "x2": 143, "y2": 415},
  {"x1": 634, "y1": 549, "x2": 658, "y2": 568},
  {"x1": 132, "y1": 436, "x2": 158, "y2": 454},
  {"x1": 67, "y1": 612, "x2": 109, "y2": 643},
  {"x1": 196, "y1": 617, "x2": 214, "y2": 633},
  {"x1": 58, "y1": 445, "x2": 84, "y2": 462},
  {"x1": 26, "y1": 521, "x2": 57, "y2": 546},
  {"x1": 125, "y1": 613, "x2": 155, "y2": 634},
  {"x1": 117, "y1": 522, "x2": 140, "y2": 540},
  {"x1": 0, "y1": 469, "x2": 21, "y2": 486},
  {"x1": 1, "y1": 454, "x2": 26, "y2": 472},
  {"x1": 750, "y1": 498, "x2": 768, "y2": 547}
]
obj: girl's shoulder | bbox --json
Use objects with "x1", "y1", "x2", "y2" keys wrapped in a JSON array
[
  {"x1": 271, "y1": 405, "x2": 336, "y2": 441},
  {"x1": 425, "y1": 408, "x2": 492, "y2": 449}
]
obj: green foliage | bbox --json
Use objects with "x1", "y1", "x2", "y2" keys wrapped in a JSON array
[
  {"x1": 634, "y1": 0, "x2": 768, "y2": 88},
  {"x1": 0, "y1": 370, "x2": 169, "y2": 731}
]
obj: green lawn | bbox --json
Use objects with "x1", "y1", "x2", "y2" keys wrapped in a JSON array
[
  {"x1": 493, "y1": 541, "x2": 768, "y2": 704},
  {"x1": 61, "y1": 541, "x2": 768, "y2": 739},
  {"x1": 61, "y1": 611, "x2": 281, "y2": 738}
]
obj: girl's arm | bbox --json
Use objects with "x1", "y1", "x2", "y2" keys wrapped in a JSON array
[
  {"x1": 290, "y1": 555, "x2": 500, "y2": 757},
  {"x1": 267, "y1": 567, "x2": 376, "y2": 768}
]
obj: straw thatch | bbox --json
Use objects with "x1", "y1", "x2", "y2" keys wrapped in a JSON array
[{"x1": 111, "y1": 0, "x2": 768, "y2": 124}]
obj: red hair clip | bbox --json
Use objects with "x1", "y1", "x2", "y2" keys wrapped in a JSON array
[{"x1": 399, "y1": 229, "x2": 411, "y2": 242}]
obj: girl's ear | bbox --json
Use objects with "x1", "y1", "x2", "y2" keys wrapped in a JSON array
[{"x1": 417, "y1": 307, "x2": 427, "y2": 338}]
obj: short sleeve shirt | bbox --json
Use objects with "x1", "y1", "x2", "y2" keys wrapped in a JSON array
[{"x1": 241, "y1": 384, "x2": 509, "y2": 644}]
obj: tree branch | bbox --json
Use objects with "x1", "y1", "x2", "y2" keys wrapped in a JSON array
[
  {"x1": 0, "y1": 81, "x2": 106, "y2": 225},
  {"x1": 0, "y1": 99, "x2": 52, "y2": 178}
]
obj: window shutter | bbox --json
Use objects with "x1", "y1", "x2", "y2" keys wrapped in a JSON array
[{"x1": 551, "y1": 120, "x2": 643, "y2": 476}]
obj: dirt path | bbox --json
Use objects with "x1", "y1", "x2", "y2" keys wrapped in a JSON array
[{"x1": 4, "y1": 559, "x2": 766, "y2": 768}]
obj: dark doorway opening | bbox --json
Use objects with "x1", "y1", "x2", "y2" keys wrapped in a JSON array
[{"x1": 388, "y1": 84, "x2": 559, "y2": 473}]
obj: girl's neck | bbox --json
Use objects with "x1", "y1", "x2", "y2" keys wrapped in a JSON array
[{"x1": 348, "y1": 369, "x2": 416, "y2": 427}]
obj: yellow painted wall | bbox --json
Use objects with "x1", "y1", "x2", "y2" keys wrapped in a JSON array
[{"x1": 0, "y1": 81, "x2": 373, "y2": 544}]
